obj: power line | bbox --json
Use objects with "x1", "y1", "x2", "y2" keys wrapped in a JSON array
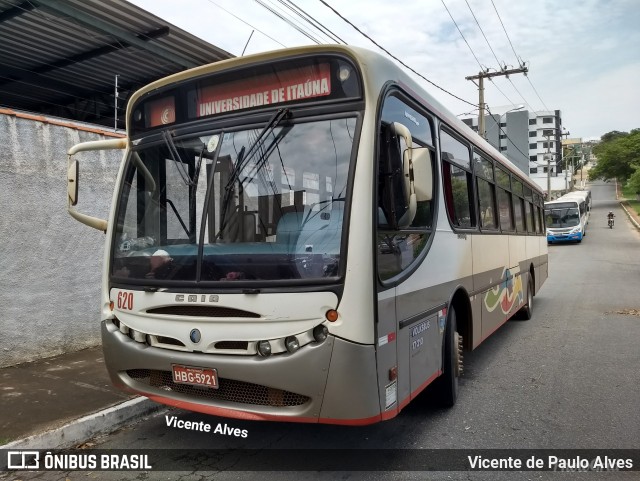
[
  {"x1": 490, "y1": 0, "x2": 519, "y2": 64},
  {"x1": 507, "y1": 77, "x2": 534, "y2": 111},
  {"x1": 281, "y1": 0, "x2": 347, "y2": 44},
  {"x1": 204, "y1": 0, "x2": 287, "y2": 50},
  {"x1": 489, "y1": 0, "x2": 551, "y2": 112},
  {"x1": 464, "y1": 0, "x2": 502, "y2": 68},
  {"x1": 441, "y1": 0, "x2": 484, "y2": 71},
  {"x1": 485, "y1": 105, "x2": 531, "y2": 162},
  {"x1": 254, "y1": 0, "x2": 322, "y2": 44},
  {"x1": 319, "y1": 0, "x2": 477, "y2": 108},
  {"x1": 526, "y1": 75, "x2": 551, "y2": 112},
  {"x1": 488, "y1": 77, "x2": 516, "y2": 105}
]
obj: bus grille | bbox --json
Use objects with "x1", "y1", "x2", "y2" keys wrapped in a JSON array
[
  {"x1": 126, "y1": 369, "x2": 310, "y2": 407},
  {"x1": 146, "y1": 306, "x2": 260, "y2": 318}
]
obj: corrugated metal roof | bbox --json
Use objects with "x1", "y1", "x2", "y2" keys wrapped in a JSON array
[{"x1": 0, "y1": 0, "x2": 233, "y2": 127}]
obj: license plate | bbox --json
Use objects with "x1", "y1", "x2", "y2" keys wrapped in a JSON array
[{"x1": 172, "y1": 365, "x2": 218, "y2": 389}]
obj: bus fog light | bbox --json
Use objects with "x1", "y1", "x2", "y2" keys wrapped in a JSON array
[
  {"x1": 130, "y1": 329, "x2": 145, "y2": 343},
  {"x1": 285, "y1": 336, "x2": 300, "y2": 353},
  {"x1": 257, "y1": 340, "x2": 272, "y2": 357},
  {"x1": 313, "y1": 325, "x2": 329, "y2": 342}
]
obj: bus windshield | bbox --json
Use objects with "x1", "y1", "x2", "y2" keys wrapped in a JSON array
[
  {"x1": 545, "y1": 206, "x2": 580, "y2": 228},
  {"x1": 112, "y1": 117, "x2": 356, "y2": 284}
]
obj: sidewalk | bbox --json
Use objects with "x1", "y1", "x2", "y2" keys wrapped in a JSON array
[{"x1": 0, "y1": 345, "x2": 143, "y2": 446}]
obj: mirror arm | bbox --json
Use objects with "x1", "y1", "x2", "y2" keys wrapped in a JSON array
[{"x1": 67, "y1": 138, "x2": 127, "y2": 232}]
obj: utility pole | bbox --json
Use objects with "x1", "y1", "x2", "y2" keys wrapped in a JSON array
[
  {"x1": 545, "y1": 134, "x2": 552, "y2": 197},
  {"x1": 466, "y1": 66, "x2": 528, "y2": 139}
]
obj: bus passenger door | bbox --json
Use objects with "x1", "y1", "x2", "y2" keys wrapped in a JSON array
[{"x1": 376, "y1": 288, "x2": 399, "y2": 417}]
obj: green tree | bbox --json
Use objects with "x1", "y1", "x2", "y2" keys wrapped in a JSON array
[
  {"x1": 626, "y1": 164, "x2": 640, "y2": 198},
  {"x1": 589, "y1": 129, "x2": 640, "y2": 182}
]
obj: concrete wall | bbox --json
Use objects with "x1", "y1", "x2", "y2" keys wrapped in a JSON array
[{"x1": 0, "y1": 111, "x2": 123, "y2": 367}]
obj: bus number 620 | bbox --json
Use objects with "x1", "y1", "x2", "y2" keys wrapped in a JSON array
[{"x1": 117, "y1": 291, "x2": 133, "y2": 310}]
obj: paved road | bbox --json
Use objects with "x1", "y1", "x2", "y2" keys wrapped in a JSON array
[{"x1": 10, "y1": 181, "x2": 640, "y2": 480}]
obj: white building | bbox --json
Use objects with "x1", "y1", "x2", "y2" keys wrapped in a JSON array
[{"x1": 462, "y1": 108, "x2": 567, "y2": 196}]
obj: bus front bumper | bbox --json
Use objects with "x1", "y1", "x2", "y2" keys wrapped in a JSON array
[
  {"x1": 101, "y1": 319, "x2": 382, "y2": 424},
  {"x1": 547, "y1": 232, "x2": 583, "y2": 243}
]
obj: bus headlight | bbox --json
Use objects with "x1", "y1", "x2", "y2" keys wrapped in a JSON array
[
  {"x1": 257, "y1": 340, "x2": 272, "y2": 357},
  {"x1": 313, "y1": 325, "x2": 329, "y2": 343},
  {"x1": 285, "y1": 336, "x2": 300, "y2": 353}
]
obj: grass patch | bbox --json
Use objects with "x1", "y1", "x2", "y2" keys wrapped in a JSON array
[
  {"x1": 619, "y1": 183, "x2": 640, "y2": 216},
  {"x1": 621, "y1": 183, "x2": 640, "y2": 214},
  {"x1": 628, "y1": 200, "x2": 640, "y2": 216}
]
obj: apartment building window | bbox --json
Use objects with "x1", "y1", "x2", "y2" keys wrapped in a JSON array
[
  {"x1": 500, "y1": 122, "x2": 506, "y2": 127},
  {"x1": 543, "y1": 129, "x2": 554, "y2": 136},
  {"x1": 543, "y1": 141, "x2": 554, "y2": 149},
  {"x1": 500, "y1": 146, "x2": 507, "y2": 151},
  {"x1": 499, "y1": 134, "x2": 506, "y2": 139},
  {"x1": 530, "y1": 168, "x2": 538, "y2": 174},
  {"x1": 529, "y1": 155, "x2": 537, "y2": 162},
  {"x1": 529, "y1": 131, "x2": 537, "y2": 137},
  {"x1": 529, "y1": 119, "x2": 537, "y2": 125},
  {"x1": 543, "y1": 167, "x2": 548, "y2": 173},
  {"x1": 529, "y1": 143, "x2": 537, "y2": 149},
  {"x1": 543, "y1": 117, "x2": 553, "y2": 124}
]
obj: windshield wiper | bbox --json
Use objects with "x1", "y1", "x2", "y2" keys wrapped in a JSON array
[
  {"x1": 162, "y1": 130, "x2": 201, "y2": 186},
  {"x1": 217, "y1": 108, "x2": 291, "y2": 239},
  {"x1": 224, "y1": 108, "x2": 290, "y2": 193}
]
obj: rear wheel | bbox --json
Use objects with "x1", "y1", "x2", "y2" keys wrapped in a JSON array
[{"x1": 433, "y1": 308, "x2": 463, "y2": 407}]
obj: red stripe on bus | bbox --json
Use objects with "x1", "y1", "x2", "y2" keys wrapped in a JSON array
[
  {"x1": 480, "y1": 316, "x2": 510, "y2": 344},
  {"x1": 145, "y1": 370, "x2": 442, "y2": 425},
  {"x1": 399, "y1": 370, "x2": 442, "y2": 410},
  {"x1": 145, "y1": 393, "x2": 387, "y2": 425}
]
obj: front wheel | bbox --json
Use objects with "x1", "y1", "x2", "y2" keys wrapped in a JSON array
[{"x1": 433, "y1": 308, "x2": 463, "y2": 407}]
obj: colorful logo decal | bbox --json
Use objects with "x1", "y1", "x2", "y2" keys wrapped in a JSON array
[{"x1": 484, "y1": 268, "x2": 524, "y2": 314}]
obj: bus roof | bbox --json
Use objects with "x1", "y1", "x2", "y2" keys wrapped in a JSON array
[{"x1": 126, "y1": 44, "x2": 542, "y2": 195}]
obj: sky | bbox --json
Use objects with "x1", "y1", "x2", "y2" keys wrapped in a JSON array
[{"x1": 128, "y1": 0, "x2": 640, "y2": 140}]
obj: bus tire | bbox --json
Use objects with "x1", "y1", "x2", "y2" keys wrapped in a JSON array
[
  {"x1": 517, "y1": 276, "x2": 534, "y2": 320},
  {"x1": 433, "y1": 307, "x2": 462, "y2": 407}
]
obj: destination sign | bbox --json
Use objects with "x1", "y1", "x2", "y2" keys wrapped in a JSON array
[{"x1": 195, "y1": 63, "x2": 331, "y2": 118}]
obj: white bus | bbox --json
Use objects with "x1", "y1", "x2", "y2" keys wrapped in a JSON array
[
  {"x1": 545, "y1": 190, "x2": 590, "y2": 243},
  {"x1": 67, "y1": 45, "x2": 548, "y2": 425},
  {"x1": 563, "y1": 189, "x2": 591, "y2": 223}
]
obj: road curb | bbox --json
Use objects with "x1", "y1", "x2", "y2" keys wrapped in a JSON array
[
  {"x1": 2, "y1": 397, "x2": 163, "y2": 449},
  {"x1": 620, "y1": 201, "x2": 640, "y2": 231}
]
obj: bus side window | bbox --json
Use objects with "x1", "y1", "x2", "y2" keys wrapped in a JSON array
[
  {"x1": 441, "y1": 129, "x2": 475, "y2": 229},
  {"x1": 376, "y1": 93, "x2": 436, "y2": 281},
  {"x1": 377, "y1": 123, "x2": 408, "y2": 230}
]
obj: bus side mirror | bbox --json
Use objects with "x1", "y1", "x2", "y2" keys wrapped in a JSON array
[
  {"x1": 67, "y1": 160, "x2": 79, "y2": 206},
  {"x1": 411, "y1": 148, "x2": 433, "y2": 202},
  {"x1": 391, "y1": 122, "x2": 416, "y2": 228},
  {"x1": 67, "y1": 137, "x2": 127, "y2": 232}
]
